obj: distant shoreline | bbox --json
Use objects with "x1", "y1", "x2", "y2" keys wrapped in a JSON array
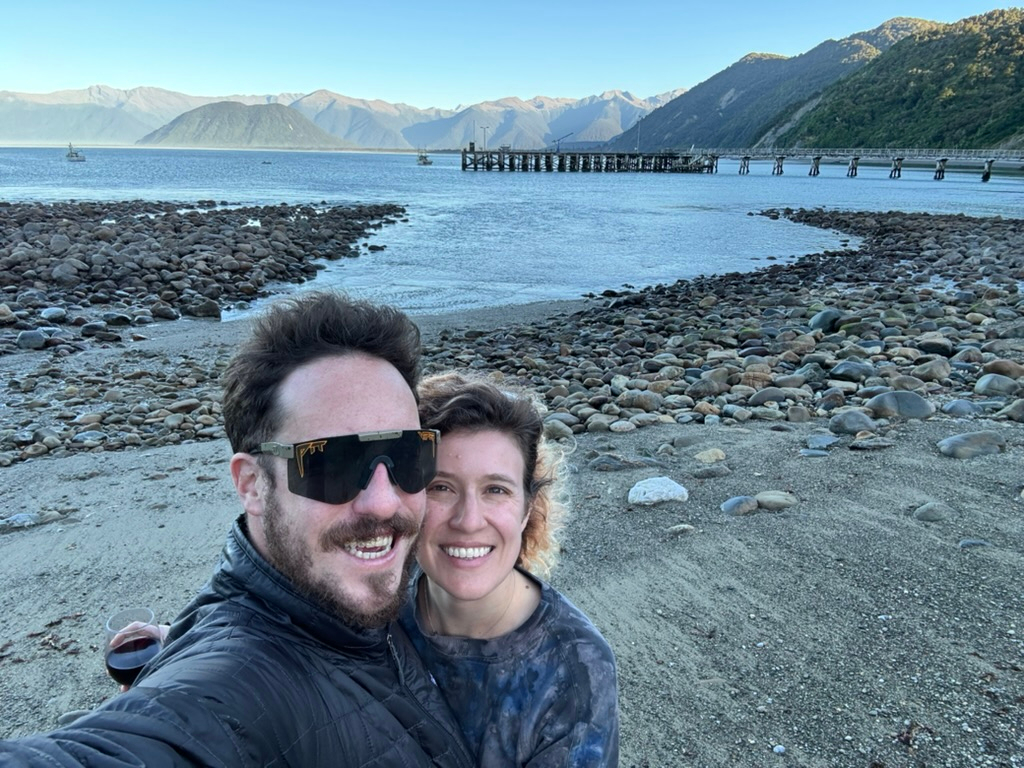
[
  {"x1": 5, "y1": 144, "x2": 1020, "y2": 172},
  {"x1": 1, "y1": 144, "x2": 467, "y2": 154}
]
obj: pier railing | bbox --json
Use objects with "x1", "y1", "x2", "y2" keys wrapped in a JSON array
[{"x1": 698, "y1": 147, "x2": 1024, "y2": 161}]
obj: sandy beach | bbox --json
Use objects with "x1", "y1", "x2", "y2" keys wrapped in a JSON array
[{"x1": 1, "y1": 206, "x2": 1023, "y2": 767}]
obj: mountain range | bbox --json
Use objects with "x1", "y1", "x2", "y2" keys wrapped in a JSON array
[
  {"x1": 2, "y1": 8, "x2": 1021, "y2": 152},
  {"x1": 0, "y1": 86, "x2": 682, "y2": 151}
]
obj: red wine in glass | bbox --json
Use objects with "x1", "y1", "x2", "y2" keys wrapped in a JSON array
[{"x1": 104, "y1": 635, "x2": 161, "y2": 686}]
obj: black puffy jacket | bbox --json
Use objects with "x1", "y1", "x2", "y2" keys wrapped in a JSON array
[{"x1": 0, "y1": 517, "x2": 473, "y2": 767}]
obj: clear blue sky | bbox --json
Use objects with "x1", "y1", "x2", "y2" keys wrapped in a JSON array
[{"x1": 4, "y1": 1, "x2": 1018, "y2": 108}]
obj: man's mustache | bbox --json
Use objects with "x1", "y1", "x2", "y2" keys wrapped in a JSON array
[{"x1": 318, "y1": 513, "x2": 420, "y2": 550}]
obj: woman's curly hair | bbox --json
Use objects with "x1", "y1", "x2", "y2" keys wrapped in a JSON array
[{"x1": 417, "y1": 371, "x2": 567, "y2": 578}]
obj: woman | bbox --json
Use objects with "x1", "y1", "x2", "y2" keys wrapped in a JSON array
[{"x1": 402, "y1": 371, "x2": 619, "y2": 767}]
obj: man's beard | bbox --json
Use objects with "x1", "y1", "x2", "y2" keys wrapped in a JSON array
[{"x1": 262, "y1": 492, "x2": 419, "y2": 629}]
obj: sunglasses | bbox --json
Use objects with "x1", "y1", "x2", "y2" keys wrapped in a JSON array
[{"x1": 252, "y1": 429, "x2": 440, "y2": 504}]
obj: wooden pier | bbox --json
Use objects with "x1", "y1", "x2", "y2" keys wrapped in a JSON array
[
  {"x1": 461, "y1": 144, "x2": 716, "y2": 173},
  {"x1": 461, "y1": 144, "x2": 1024, "y2": 181}
]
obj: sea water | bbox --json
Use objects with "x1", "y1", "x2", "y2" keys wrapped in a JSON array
[{"x1": 0, "y1": 147, "x2": 1021, "y2": 316}]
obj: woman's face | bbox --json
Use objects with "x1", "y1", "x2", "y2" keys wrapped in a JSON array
[{"x1": 417, "y1": 429, "x2": 530, "y2": 603}]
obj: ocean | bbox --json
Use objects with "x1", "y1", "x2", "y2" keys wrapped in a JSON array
[{"x1": 1, "y1": 147, "x2": 1021, "y2": 317}]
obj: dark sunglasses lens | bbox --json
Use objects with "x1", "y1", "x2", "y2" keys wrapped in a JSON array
[
  {"x1": 286, "y1": 438, "x2": 363, "y2": 505},
  {"x1": 287, "y1": 432, "x2": 437, "y2": 504},
  {"x1": 381, "y1": 432, "x2": 438, "y2": 494}
]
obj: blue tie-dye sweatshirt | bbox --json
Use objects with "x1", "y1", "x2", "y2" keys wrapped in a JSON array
[{"x1": 400, "y1": 570, "x2": 619, "y2": 767}]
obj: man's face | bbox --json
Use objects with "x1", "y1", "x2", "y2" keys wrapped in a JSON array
[{"x1": 237, "y1": 353, "x2": 425, "y2": 628}]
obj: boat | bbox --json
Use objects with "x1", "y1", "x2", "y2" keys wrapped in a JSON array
[
  {"x1": 66, "y1": 143, "x2": 86, "y2": 162},
  {"x1": 416, "y1": 150, "x2": 432, "y2": 166}
]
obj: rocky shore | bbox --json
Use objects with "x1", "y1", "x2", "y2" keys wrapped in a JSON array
[
  {"x1": 0, "y1": 199, "x2": 406, "y2": 348},
  {"x1": 2, "y1": 205, "x2": 1022, "y2": 471}
]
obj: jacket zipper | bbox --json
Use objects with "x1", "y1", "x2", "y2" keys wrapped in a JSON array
[
  {"x1": 387, "y1": 631, "x2": 407, "y2": 686},
  {"x1": 386, "y1": 631, "x2": 473, "y2": 766}
]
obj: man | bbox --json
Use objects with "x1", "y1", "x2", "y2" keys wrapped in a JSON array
[{"x1": 1, "y1": 292, "x2": 473, "y2": 767}]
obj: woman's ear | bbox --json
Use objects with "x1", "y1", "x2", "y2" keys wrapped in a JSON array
[{"x1": 520, "y1": 504, "x2": 532, "y2": 533}]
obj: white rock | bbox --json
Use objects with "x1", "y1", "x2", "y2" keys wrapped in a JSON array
[{"x1": 628, "y1": 477, "x2": 689, "y2": 505}]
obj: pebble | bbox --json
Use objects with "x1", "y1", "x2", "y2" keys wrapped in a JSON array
[
  {"x1": 849, "y1": 437, "x2": 895, "y2": 450},
  {"x1": 754, "y1": 490, "x2": 799, "y2": 511},
  {"x1": 865, "y1": 391, "x2": 935, "y2": 420},
  {"x1": 984, "y1": 359, "x2": 1024, "y2": 378},
  {"x1": 913, "y1": 502, "x2": 955, "y2": 522},
  {"x1": 543, "y1": 419, "x2": 575, "y2": 440},
  {"x1": 0, "y1": 512, "x2": 42, "y2": 529},
  {"x1": 721, "y1": 496, "x2": 759, "y2": 516},
  {"x1": 0, "y1": 510, "x2": 62, "y2": 531},
  {"x1": 912, "y1": 358, "x2": 951, "y2": 382},
  {"x1": 664, "y1": 523, "x2": 697, "y2": 535},
  {"x1": 830, "y1": 359, "x2": 875, "y2": 382},
  {"x1": 828, "y1": 410, "x2": 877, "y2": 435},
  {"x1": 15, "y1": 330, "x2": 47, "y2": 350},
  {"x1": 974, "y1": 373, "x2": 1020, "y2": 397},
  {"x1": 958, "y1": 538, "x2": 993, "y2": 549},
  {"x1": 786, "y1": 404, "x2": 812, "y2": 422},
  {"x1": 808, "y1": 308, "x2": 843, "y2": 332},
  {"x1": 692, "y1": 465, "x2": 732, "y2": 479},
  {"x1": 942, "y1": 399, "x2": 985, "y2": 417},
  {"x1": 587, "y1": 454, "x2": 667, "y2": 472},
  {"x1": 806, "y1": 434, "x2": 840, "y2": 450},
  {"x1": 694, "y1": 448, "x2": 726, "y2": 463},
  {"x1": 747, "y1": 387, "x2": 790, "y2": 406},
  {"x1": 936, "y1": 431, "x2": 1007, "y2": 459},
  {"x1": 995, "y1": 399, "x2": 1024, "y2": 422},
  {"x1": 627, "y1": 477, "x2": 689, "y2": 505}
]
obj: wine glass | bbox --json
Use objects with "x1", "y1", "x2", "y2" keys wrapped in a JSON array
[{"x1": 104, "y1": 607, "x2": 163, "y2": 687}]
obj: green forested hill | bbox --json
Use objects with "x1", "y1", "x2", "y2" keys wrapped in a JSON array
[
  {"x1": 774, "y1": 9, "x2": 1024, "y2": 148},
  {"x1": 607, "y1": 17, "x2": 939, "y2": 152}
]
